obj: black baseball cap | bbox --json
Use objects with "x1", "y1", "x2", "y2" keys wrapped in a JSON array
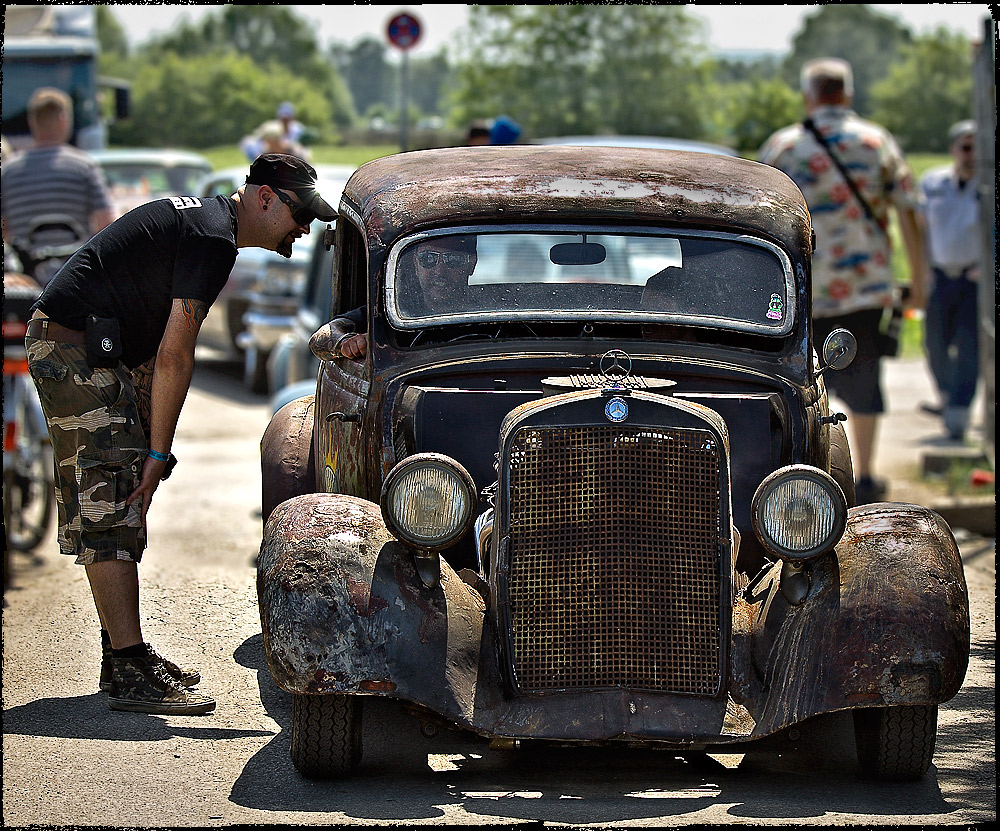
[{"x1": 245, "y1": 153, "x2": 337, "y2": 221}]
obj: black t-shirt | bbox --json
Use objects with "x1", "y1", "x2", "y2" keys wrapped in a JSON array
[{"x1": 34, "y1": 195, "x2": 238, "y2": 368}]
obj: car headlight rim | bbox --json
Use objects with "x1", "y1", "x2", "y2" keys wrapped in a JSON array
[
  {"x1": 380, "y1": 453, "x2": 477, "y2": 553},
  {"x1": 751, "y1": 465, "x2": 847, "y2": 562}
]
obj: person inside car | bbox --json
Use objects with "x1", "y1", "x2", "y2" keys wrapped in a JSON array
[{"x1": 312, "y1": 235, "x2": 478, "y2": 361}]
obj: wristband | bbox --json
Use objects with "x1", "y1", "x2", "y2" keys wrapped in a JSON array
[{"x1": 148, "y1": 450, "x2": 171, "y2": 462}]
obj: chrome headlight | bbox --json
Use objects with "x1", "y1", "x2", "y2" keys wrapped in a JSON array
[
  {"x1": 380, "y1": 454, "x2": 477, "y2": 552},
  {"x1": 751, "y1": 465, "x2": 847, "y2": 562}
]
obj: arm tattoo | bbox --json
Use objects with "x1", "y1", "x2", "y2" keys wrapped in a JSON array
[{"x1": 180, "y1": 299, "x2": 209, "y2": 333}]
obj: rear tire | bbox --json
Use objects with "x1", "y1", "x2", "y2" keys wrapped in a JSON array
[
  {"x1": 3, "y1": 411, "x2": 54, "y2": 552},
  {"x1": 854, "y1": 705, "x2": 937, "y2": 781},
  {"x1": 290, "y1": 693, "x2": 362, "y2": 779}
]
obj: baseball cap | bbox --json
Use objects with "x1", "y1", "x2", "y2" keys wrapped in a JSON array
[
  {"x1": 948, "y1": 119, "x2": 976, "y2": 143},
  {"x1": 245, "y1": 153, "x2": 337, "y2": 221}
]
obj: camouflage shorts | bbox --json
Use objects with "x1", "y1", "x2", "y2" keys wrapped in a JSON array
[{"x1": 26, "y1": 337, "x2": 147, "y2": 564}]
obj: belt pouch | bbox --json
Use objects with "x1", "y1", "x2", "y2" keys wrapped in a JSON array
[{"x1": 85, "y1": 315, "x2": 123, "y2": 368}]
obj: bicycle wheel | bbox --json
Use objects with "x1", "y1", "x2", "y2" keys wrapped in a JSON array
[{"x1": 3, "y1": 383, "x2": 54, "y2": 552}]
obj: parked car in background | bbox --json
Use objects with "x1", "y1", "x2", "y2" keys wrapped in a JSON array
[
  {"x1": 267, "y1": 228, "x2": 336, "y2": 407},
  {"x1": 257, "y1": 146, "x2": 969, "y2": 782},
  {"x1": 196, "y1": 164, "x2": 354, "y2": 393},
  {"x1": 536, "y1": 135, "x2": 738, "y2": 156},
  {"x1": 90, "y1": 148, "x2": 212, "y2": 216}
]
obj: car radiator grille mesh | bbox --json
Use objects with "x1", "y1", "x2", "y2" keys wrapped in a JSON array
[{"x1": 506, "y1": 424, "x2": 722, "y2": 695}]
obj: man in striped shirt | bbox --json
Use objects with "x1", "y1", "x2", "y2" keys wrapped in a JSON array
[{"x1": 1, "y1": 87, "x2": 114, "y2": 281}]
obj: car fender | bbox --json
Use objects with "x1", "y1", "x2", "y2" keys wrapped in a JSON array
[
  {"x1": 257, "y1": 493, "x2": 488, "y2": 720},
  {"x1": 260, "y1": 394, "x2": 316, "y2": 526},
  {"x1": 744, "y1": 503, "x2": 970, "y2": 734}
]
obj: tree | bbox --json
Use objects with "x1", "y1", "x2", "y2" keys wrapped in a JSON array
[
  {"x1": 782, "y1": 5, "x2": 912, "y2": 117},
  {"x1": 96, "y1": 5, "x2": 129, "y2": 60},
  {"x1": 330, "y1": 36, "x2": 395, "y2": 121},
  {"x1": 140, "y1": 5, "x2": 355, "y2": 130},
  {"x1": 717, "y1": 77, "x2": 802, "y2": 155},
  {"x1": 871, "y1": 29, "x2": 976, "y2": 152},
  {"x1": 451, "y1": 5, "x2": 710, "y2": 139},
  {"x1": 110, "y1": 52, "x2": 334, "y2": 149}
]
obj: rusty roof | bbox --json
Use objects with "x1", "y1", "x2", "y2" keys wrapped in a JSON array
[{"x1": 341, "y1": 145, "x2": 811, "y2": 255}]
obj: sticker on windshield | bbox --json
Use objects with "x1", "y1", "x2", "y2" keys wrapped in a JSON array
[{"x1": 766, "y1": 293, "x2": 784, "y2": 321}]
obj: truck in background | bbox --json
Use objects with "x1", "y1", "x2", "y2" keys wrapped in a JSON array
[{"x1": 2, "y1": 5, "x2": 129, "y2": 152}]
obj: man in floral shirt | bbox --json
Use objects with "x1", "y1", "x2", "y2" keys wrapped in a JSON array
[{"x1": 759, "y1": 57, "x2": 926, "y2": 505}]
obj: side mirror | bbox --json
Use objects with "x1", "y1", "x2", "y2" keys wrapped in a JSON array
[
  {"x1": 322, "y1": 222, "x2": 336, "y2": 251},
  {"x1": 819, "y1": 328, "x2": 857, "y2": 374}
]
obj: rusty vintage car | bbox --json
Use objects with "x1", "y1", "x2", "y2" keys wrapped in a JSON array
[{"x1": 256, "y1": 146, "x2": 969, "y2": 781}]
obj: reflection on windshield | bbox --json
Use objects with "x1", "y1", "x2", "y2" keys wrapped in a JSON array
[
  {"x1": 102, "y1": 164, "x2": 211, "y2": 198},
  {"x1": 388, "y1": 229, "x2": 793, "y2": 336}
]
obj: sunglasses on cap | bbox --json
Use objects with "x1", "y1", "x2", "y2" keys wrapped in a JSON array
[
  {"x1": 416, "y1": 250, "x2": 474, "y2": 268},
  {"x1": 272, "y1": 188, "x2": 316, "y2": 226}
]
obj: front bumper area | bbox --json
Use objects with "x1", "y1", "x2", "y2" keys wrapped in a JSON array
[{"x1": 257, "y1": 494, "x2": 969, "y2": 745}]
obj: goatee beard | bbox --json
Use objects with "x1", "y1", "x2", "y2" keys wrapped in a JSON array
[{"x1": 276, "y1": 238, "x2": 293, "y2": 258}]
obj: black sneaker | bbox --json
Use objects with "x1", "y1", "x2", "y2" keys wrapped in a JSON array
[
  {"x1": 100, "y1": 638, "x2": 201, "y2": 692},
  {"x1": 107, "y1": 651, "x2": 215, "y2": 715}
]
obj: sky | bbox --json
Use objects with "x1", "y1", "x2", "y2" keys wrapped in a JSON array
[{"x1": 108, "y1": 3, "x2": 994, "y2": 56}]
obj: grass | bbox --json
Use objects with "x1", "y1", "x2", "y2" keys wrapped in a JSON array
[{"x1": 200, "y1": 144, "x2": 400, "y2": 171}]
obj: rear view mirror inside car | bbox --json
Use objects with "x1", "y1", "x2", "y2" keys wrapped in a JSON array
[{"x1": 549, "y1": 241, "x2": 607, "y2": 266}]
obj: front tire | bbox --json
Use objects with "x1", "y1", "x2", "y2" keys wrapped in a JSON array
[
  {"x1": 854, "y1": 705, "x2": 937, "y2": 781},
  {"x1": 290, "y1": 693, "x2": 362, "y2": 779},
  {"x1": 829, "y1": 421, "x2": 856, "y2": 508}
]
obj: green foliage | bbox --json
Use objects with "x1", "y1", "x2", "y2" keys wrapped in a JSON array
[
  {"x1": 98, "y1": 4, "x2": 978, "y2": 155},
  {"x1": 871, "y1": 30, "x2": 976, "y2": 152},
  {"x1": 451, "y1": 5, "x2": 711, "y2": 139},
  {"x1": 717, "y1": 77, "x2": 802, "y2": 155},
  {"x1": 96, "y1": 5, "x2": 129, "y2": 60},
  {"x1": 106, "y1": 4, "x2": 354, "y2": 147},
  {"x1": 781, "y1": 5, "x2": 912, "y2": 117},
  {"x1": 200, "y1": 144, "x2": 399, "y2": 171},
  {"x1": 109, "y1": 52, "x2": 335, "y2": 148}
]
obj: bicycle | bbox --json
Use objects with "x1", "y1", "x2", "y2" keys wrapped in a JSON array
[{"x1": 3, "y1": 272, "x2": 55, "y2": 582}]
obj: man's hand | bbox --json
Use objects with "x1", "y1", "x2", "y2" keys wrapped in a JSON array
[
  {"x1": 126, "y1": 455, "x2": 168, "y2": 525},
  {"x1": 338, "y1": 332, "x2": 368, "y2": 361}
]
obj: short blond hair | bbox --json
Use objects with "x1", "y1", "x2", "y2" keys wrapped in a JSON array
[
  {"x1": 800, "y1": 58, "x2": 854, "y2": 102},
  {"x1": 28, "y1": 87, "x2": 72, "y2": 128}
]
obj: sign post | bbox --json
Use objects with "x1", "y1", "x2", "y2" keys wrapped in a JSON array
[{"x1": 386, "y1": 11, "x2": 422, "y2": 153}]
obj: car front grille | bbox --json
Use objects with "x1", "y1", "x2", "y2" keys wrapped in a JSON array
[{"x1": 505, "y1": 424, "x2": 723, "y2": 695}]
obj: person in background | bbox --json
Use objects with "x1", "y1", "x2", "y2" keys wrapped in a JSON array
[
  {"x1": 276, "y1": 101, "x2": 308, "y2": 148},
  {"x1": 25, "y1": 154, "x2": 336, "y2": 716},
  {"x1": 1, "y1": 87, "x2": 114, "y2": 279},
  {"x1": 465, "y1": 120, "x2": 491, "y2": 146},
  {"x1": 758, "y1": 57, "x2": 927, "y2": 505},
  {"x1": 489, "y1": 115, "x2": 522, "y2": 145},
  {"x1": 918, "y1": 119, "x2": 981, "y2": 442},
  {"x1": 240, "y1": 103, "x2": 311, "y2": 162}
]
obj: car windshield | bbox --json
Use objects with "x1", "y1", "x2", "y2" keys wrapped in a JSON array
[
  {"x1": 386, "y1": 227, "x2": 794, "y2": 336},
  {"x1": 101, "y1": 163, "x2": 211, "y2": 199}
]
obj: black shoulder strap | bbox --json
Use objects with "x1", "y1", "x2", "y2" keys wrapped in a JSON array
[{"x1": 802, "y1": 118, "x2": 887, "y2": 237}]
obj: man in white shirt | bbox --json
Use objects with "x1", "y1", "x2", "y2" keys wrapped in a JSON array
[{"x1": 919, "y1": 120, "x2": 981, "y2": 441}]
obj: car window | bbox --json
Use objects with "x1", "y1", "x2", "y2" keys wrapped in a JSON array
[
  {"x1": 201, "y1": 177, "x2": 238, "y2": 198},
  {"x1": 101, "y1": 163, "x2": 210, "y2": 199},
  {"x1": 386, "y1": 227, "x2": 794, "y2": 337}
]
